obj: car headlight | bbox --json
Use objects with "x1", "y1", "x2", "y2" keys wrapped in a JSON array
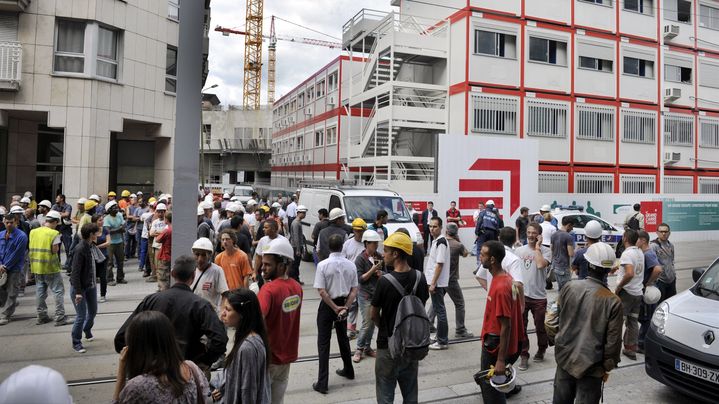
[{"x1": 651, "y1": 302, "x2": 669, "y2": 335}]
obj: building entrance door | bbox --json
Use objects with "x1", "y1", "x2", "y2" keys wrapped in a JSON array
[{"x1": 36, "y1": 171, "x2": 63, "y2": 201}]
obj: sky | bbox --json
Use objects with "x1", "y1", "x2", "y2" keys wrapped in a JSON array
[{"x1": 205, "y1": 0, "x2": 395, "y2": 107}]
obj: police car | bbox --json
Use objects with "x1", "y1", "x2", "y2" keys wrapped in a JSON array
[
  {"x1": 645, "y1": 258, "x2": 719, "y2": 402},
  {"x1": 532, "y1": 205, "x2": 623, "y2": 248}
]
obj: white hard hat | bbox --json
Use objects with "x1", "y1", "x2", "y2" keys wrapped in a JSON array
[
  {"x1": 77, "y1": 198, "x2": 87, "y2": 205},
  {"x1": 489, "y1": 364, "x2": 517, "y2": 394},
  {"x1": 486, "y1": 199, "x2": 495, "y2": 206},
  {"x1": 23, "y1": 191, "x2": 32, "y2": 198},
  {"x1": 230, "y1": 196, "x2": 239, "y2": 201},
  {"x1": 584, "y1": 242, "x2": 618, "y2": 269},
  {"x1": 0, "y1": 365, "x2": 72, "y2": 404},
  {"x1": 192, "y1": 237, "x2": 214, "y2": 252},
  {"x1": 204, "y1": 194, "x2": 214, "y2": 203},
  {"x1": 296, "y1": 205, "x2": 308, "y2": 213},
  {"x1": 643, "y1": 285, "x2": 661, "y2": 305},
  {"x1": 362, "y1": 230, "x2": 382, "y2": 242},
  {"x1": 271, "y1": 202, "x2": 281, "y2": 208},
  {"x1": 130, "y1": 193, "x2": 137, "y2": 199},
  {"x1": 197, "y1": 206, "x2": 205, "y2": 216},
  {"x1": 45, "y1": 210, "x2": 62, "y2": 220},
  {"x1": 329, "y1": 208, "x2": 346, "y2": 221},
  {"x1": 89, "y1": 194, "x2": 100, "y2": 202},
  {"x1": 155, "y1": 203, "x2": 167, "y2": 211},
  {"x1": 584, "y1": 220, "x2": 603, "y2": 239},
  {"x1": 137, "y1": 191, "x2": 143, "y2": 195},
  {"x1": 540, "y1": 204, "x2": 552, "y2": 212},
  {"x1": 264, "y1": 237, "x2": 295, "y2": 260},
  {"x1": 39, "y1": 200, "x2": 52, "y2": 209},
  {"x1": 249, "y1": 281, "x2": 260, "y2": 294},
  {"x1": 9, "y1": 206, "x2": 24, "y2": 214},
  {"x1": 200, "y1": 201, "x2": 213, "y2": 210},
  {"x1": 166, "y1": 194, "x2": 172, "y2": 199},
  {"x1": 225, "y1": 203, "x2": 239, "y2": 213},
  {"x1": 20, "y1": 197, "x2": 31, "y2": 204},
  {"x1": 223, "y1": 193, "x2": 230, "y2": 199},
  {"x1": 247, "y1": 199, "x2": 257, "y2": 206},
  {"x1": 0, "y1": 207, "x2": 5, "y2": 215},
  {"x1": 105, "y1": 200, "x2": 118, "y2": 210}
]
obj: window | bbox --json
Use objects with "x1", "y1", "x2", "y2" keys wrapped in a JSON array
[
  {"x1": 54, "y1": 20, "x2": 122, "y2": 80},
  {"x1": 298, "y1": 92, "x2": 305, "y2": 108},
  {"x1": 527, "y1": 99, "x2": 568, "y2": 138},
  {"x1": 307, "y1": 85, "x2": 314, "y2": 101},
  {"x1": 665, "y1": 0, "x2": 691, "y2": 23},
  {"x1": 621, "y1": 175, "x2": 655, "y2": 194},
  {"x1": 529, "y1": 37, "x2": 567, "y2": 65},
  {"x1": 54, "y1": 20, "x2": 85, "y2": 73},
  {"x1": 700, "y1": 63, "x2": 719, "y2": 88},
  {"x1": 202, "y1": 124, "x2": 211, "y2": 145},
  {"x1": 538, "y1": 172, "x2": 568, "y2": 193},
  {"x1": 579, "y1": 0, "x2": 611, "y2": 5},
  {"x1": 314, "y1": 129, "x2": 324, "y2": 147},
  {"x1": 316, "y1": 80, "x2": 325, "y2": 98},
  {"x1": 577, "y1": 104, "x2": 615, "y2": 141},
  {"x1": 664, "y1": 176, "x2": 693, "y2": 193},
  {"x1": 700, "y1": 118, "x2": 719, "y2": 148},
  {"x1": 664, "y1": 113, "x2": 694, "y2": 146},
  {"x1": 326, "y1": 126, "x2": 337, "y2": 145},
  {"x1": 168, "y1": 0, "x2": 180, "y2": 21},
  {"x1": 701, "y1": 4, "x2": 719, "y2": 30},
  {"x1": 579, "y1": 56, "x2": 613, "y2": 72},
  {"x1": 165, "y1": 46, "x2": 177, "y2": 93},
  {"x1": 297, "y1": 134, "x2": 304, "y2": 149},
  {"x1": 624, "y1": 0, "x2": 653, "y2": 15},
  {"x1": 623, "y1": 57, "x2": 654, "y2": 78},
  {"x1": 471, "y1": 95, "x2": 518, "y2": 135},
  {"x1": 328, "y1": 71, "x2": 338, "y2": 91},
  {"x1": 474, "y1": 30, "x2": 517, "y2": 58},
  {"x1": 622, "y1": 109, "x2": 656, "y2": 144},
  {"x1": 575, "y1": 173, "x2": 614, "y2": 193},
  {"x1": 665, "y1": 64, "x2": 692, "y2": 83},
  {"x1": 699, "y1": 177, "x2": 719, "y2": 194}
]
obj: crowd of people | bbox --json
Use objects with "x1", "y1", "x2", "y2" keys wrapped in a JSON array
[{"x1": 0, "y1": 190, "x2": 678, "y2": 403}]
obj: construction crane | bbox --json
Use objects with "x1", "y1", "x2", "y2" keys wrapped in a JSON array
[
  {"x1": 215, "y1": 16, "x2": 342, "y2": 106},
  {"x1": 242, "y1": 0, "x2": 264, "y2": 110}
]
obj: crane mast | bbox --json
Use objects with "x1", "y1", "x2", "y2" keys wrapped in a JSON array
[
  {"x1": 242, "y1": 0, "x2": 264, "y2": 110},
  {"x1": 267, "y1": 16, "x2": 277, "y2": 105}
]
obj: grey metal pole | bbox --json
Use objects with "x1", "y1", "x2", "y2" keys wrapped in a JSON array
[{"x1": 171, "y1": 2, "x2": 204, "y2": 263}]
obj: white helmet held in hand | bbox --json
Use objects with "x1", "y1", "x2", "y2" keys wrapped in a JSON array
[
  {"x1": 644, "y1": 285, "x2": 661, "y2": 304},
  {"x1": 489, "y1": 364, "x2": 517, "y2": 394},
  {"x1": 264, "y1": 237, "x2": 295, "y2": 260},
  {"x1": 584, "y1": 220, "x2": 603, "y2": 240}
]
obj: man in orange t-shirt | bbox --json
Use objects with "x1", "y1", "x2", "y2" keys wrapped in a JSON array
[{"x1": 215, "y1": 229, "x2": 252, "y2": 289}]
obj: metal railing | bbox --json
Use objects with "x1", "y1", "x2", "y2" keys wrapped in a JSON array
[
  {"x1": 206, "y1": 137, "x2": 272, "y2": 152},
  {"x1": 0, "y1": 41, "x2": 22, "y2": 83}
]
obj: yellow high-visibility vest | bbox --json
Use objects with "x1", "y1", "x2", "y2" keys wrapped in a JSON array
[{"x1": 29, "y1": 226, "x2": 61, "y2": 275}]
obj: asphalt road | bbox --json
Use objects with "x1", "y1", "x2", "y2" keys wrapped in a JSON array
[{"x1": 0, "y1": 240, "x2": 713, "y2": 403}]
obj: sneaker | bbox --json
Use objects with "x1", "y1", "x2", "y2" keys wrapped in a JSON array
[
  {"x1": 533, "y1": 352, "x2": 545, "y2": 362},
  {"x1": 145, "y1": 276, "x2": 158, "y2": 282},
  {"x1": 74, "y1": 345, "x2": 87, "y2": 354},
  {"x1": 85, "y1": 333, "x2": 94, "y2": 341},
  {"x1": 0, "y1": 318, "x2": 9, "y2": 326},
  {"x1": 518, "y1": 356, "x2": 529, "y2": 371},
  {"x1": 117, "y1": 279, "x2": 128, "y2": 284},
  {"x1": 108, "y1": 281, "x2": 117, "y2": 286},
  {"x1": 622, "y1": 349, "x2": 637, "y2": 360},
  {"x1": 36, "y1": 316, "x2": 52, "y2": 325},
  {"x1": 428, "y1": 342, "x2": 448, "y2": 350},
  {"x1": 364, "y1": 347, "x2": 377, "y2": 358},
  {"x1": 352, "y1": 349, "x2": 363, "y2": 363},
  {"x1": 54, "y1": 316, "x2": 67, "y2": 326},
  {"x1": 455, "y1": 330, "x2": 475, "y2": 339},
  {"x1": 99, "y1": 296, "x2": 106, "y2": 303}
]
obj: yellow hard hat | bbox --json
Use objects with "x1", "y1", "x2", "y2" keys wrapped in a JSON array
[
  {"x1": 107, "y1": 191, "x2": 116, "y2": 197},
  {"x1": 351, "y1": 218, "x2": 367, "y2": 230},
  {"x1": 84, "y1": 200, "x2": 98, "y2": 211},
  {"x1": 260, "y1": 205, "x2": 270, "y2": 213},
  {"x1": 148, "y1": 197, "x2": 157, "y2": 204},
  {"x1": 121, "y1": 190, "x2": 131, "y2": 197},
  {"x1": 384, "y1": 232, "x2": 413, "y2": 255}
]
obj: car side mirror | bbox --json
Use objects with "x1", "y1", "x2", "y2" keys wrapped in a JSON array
[{"x1": 693, "y1": 267, "x2": 706, "y2": 283}]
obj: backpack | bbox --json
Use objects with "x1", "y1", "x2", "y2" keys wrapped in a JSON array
[
  {"x1": 385, "y1": 271, "x2": 431, "y2": 361},
  {"x1": 627, "y1": 213, "x2": 640, "y2": 231}
]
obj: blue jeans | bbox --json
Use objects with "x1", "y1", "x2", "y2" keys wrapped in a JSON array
[
  {"x1": 430, "y1": 287, "x2": 448, "y2": 345},
  {"x1": 124, "y1": 231, "x2": 137, "y2": 258},
  {"x1": 356, "y1": 292, "x2": 376, "y2": 350},
  {"x1": 35, "y1": 272, "x2": 65, "y2": 320},
  {"x1": 554, "y1": 267, "x2": 572, "y2": 291},
  {"x1": 375, "y1": 348, "x2": 419, "y2": 404},
  {"x1": 138, "y1": 238, "x2": 149, "y2": 270},
  {"x1": 70, "y1": 286, "x2": 97, "y2": 346}
]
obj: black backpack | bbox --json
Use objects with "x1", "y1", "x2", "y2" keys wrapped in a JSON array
[
  {"x1": 627, "y1": 213, "x2": 640, "y2": 231},
  {"x1": 385, "y1": 271, "x2": 431, "y2": 361}
]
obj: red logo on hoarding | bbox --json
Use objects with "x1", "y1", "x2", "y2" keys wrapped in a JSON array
[
  {"x1": 641, "y1": 201, "x2": 663, "y2": 233},
  {"x1": 458, "y1": 159, "x2": 521, "y2": 227}
]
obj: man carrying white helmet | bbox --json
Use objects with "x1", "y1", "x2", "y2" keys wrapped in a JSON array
[
  {"x1": 571, "y1": 220, "x2": 603, "y2": 280},
  {"x1": 288, "y1": 205, "x2": 308, "y2": 284},
  {"x1": 190, "y1": 237, "x2": 228, "y2": 312},
  {"x1": 553, "y1": 242, "x2": 623, "y2": 403},
  {"x1": 257, "y1": 237, "x2": 303, "y2": 404},
  {"x1": 636, "y1": 230, "x2": 663, "y2": 354}
]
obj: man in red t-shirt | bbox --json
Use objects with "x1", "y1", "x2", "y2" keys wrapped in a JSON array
[
  {"x1": 446, "y1": 201, "x2": 463, "y2": 227},
  {"x1": 477, "y1": 240, "x2": 523, "y2": 403},
  {"x1": 257, "y1": 237, "x2": 303, "y2": 404},
  {"x1": 154, "y1": 212, "x2": 172, "y2": 291}
]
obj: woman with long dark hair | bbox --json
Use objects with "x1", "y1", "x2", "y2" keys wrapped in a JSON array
[
  {"x1": 212, "y1": 289, "x2": 271, "y2": 404},
  {"x1": 70, "y1": 223, "x2": 100, "y2": 354},
  {"x1": 90, "y1": 214, "x2": 109, "y2": 303},
  {"x1": 112, "y1": 311, "x2": 209, "y2": 403}
]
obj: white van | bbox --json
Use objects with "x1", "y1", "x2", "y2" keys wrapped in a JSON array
[
  {"x1": 232, "y1": 185, "x2": 254, "y2": 203},
  {"x1": 299, "y1": 187, "x2": 422, "y2": 245}
]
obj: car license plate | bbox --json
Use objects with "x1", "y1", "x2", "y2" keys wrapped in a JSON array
[{"x1": 675, "y1": 358, "x2": 719, "y2": 384}]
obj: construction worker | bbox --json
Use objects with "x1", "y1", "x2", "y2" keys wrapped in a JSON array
[{"x1": 29, "y1": 210, "x2": 66, "y2": 326}]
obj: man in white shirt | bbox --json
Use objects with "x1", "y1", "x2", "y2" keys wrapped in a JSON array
[
  {"x1": 312, "y1": 234, "x2": 358, "y2": 394},
  {"x1": 190, "y1": 237, "x2": 229, "y2": 312},
  {"x1": 475, "y1": 227, "x2": 524, "y2": 293},
  {"x1": 342, "y1": 218, "x2": 367, "y2": 263},
  {"x1": 614, "y1": 229, "x2": 644, "y2": 360},
  {"x1": 285, "y1": 195, "x2": 298, "y2": 228},
  {"x1": 425, "y1": 217, "x2": 450, "y2": 350},
  {"x1": 472, "y1": 202, "x2": 486, "y2": 223},
  {"x1": 253, "y1": 219, "x2": 287, "y2": 286}
]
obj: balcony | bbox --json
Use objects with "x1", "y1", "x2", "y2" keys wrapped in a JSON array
[
  {"x1": 0, "y1": 0, "x2": 30, "y2": 12},
  {"x1": 0, "y1": 41, "x2": 21, "y2": 91}
]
